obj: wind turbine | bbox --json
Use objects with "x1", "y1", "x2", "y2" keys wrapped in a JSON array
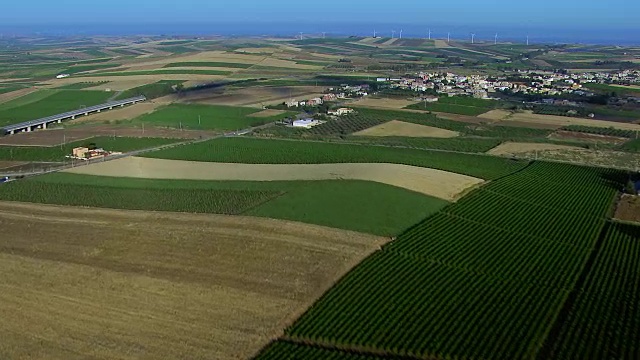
[
  {"x1": 471, "y1": 33, "x2": 476, "y2": 44},
  {"x1": 299, "y1": 32, "x2": 303, "y2": 40},
  {"x1": 428, "y1": 28, "x2": 432, "y2": 40},
  {"x1": 322, "y1": 32, "x2": 326, "y2": 39},
  {"x1": 373, "y1": 29, "x2": 377, "y2": 38},
  {"x1": 392, "y1": 30, "x2": 396, "y2": 39},
  {"x1": 447, "y1": 32, "x2": 451, "y2": 43},
  {"x1": 526, "y1": 35, "x2": 530, "y2": 46},
  {"x1": 399, "y1": 29, "x2": 403, "y2": 39},
  {"x1": 495, "y1": 33, "x2": 498, "y2": 45}
]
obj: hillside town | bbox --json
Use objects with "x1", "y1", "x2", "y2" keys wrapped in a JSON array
[{"x1": 381, "y1": 69, "x2": 640, "y2": 100}]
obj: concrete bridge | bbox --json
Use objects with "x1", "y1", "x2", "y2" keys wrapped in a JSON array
[{"x1": 1, "y1": 96, "x2": 146, "y2": 135}]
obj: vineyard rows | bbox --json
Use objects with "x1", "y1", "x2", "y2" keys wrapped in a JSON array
[
  {"x1": 145, "y1": 137, "x2": 529, "y2": 180},
  {"x1": 386, "y1": 213, "x2": 591, "y2": 290},
  {"x1": 287, "y1": 251, "x2": 566, "y2": 359},
  {"x1": 541, "y1": 222, "x2": 640, "y2": 359},
  {"x1": 263, "y1": 161, "x2": 626, "y2": 359},
  {"x1": 0, "y1": 180, "x2": 281, "y2": 215}
]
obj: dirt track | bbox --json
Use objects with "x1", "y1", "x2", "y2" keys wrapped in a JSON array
[
  {"x1": 0, "y1": 201, "x2": 384, "y2": 360},
  {"x1": 64, "y1": 157, "x2": 483, "y2": 201}
]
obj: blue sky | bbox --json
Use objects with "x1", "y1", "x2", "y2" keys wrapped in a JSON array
[{"x1": 2, "y1": 0, "x2": 638, "y2": 29}]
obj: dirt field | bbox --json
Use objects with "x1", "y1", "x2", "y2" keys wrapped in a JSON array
[
  {"x1": 500, "y1": 111, "x2": 640, "y2": 131},
  {"x1": 67, "y1": 96, "x2": 174, "y2": 125},
  {"x1": 354, "y1": 120, "x2": 460, "y2": 138},
  {"x1": 433, "y1": 40, "x2": 450, "y2": 48},
  {"x1": 494, "y1": 147, "x2": 640, "y2": 172},
  {"x1": 181, "y1": 86, "x2": 326, "y2": 108},
  {"x1": 64, "y1": 157, "x2": 484, "y2": 201},
  {"x1": 0, "y1": 87, "x2": 37, "y2": 104},
  {"x1": 0, "y1": 201, "x2": 384, "y2": 360},
  {"x1": 478, "y1": 109, "x2": 511, "y2": 121},
  {"x1": 0, "y1": 126, "x2": 216, "y2": 147},
  {"x1": 549, "y1": 130, "x2": 630, "y2": 145},
  {"x1": 487, "y1": 142, "x2": 584, "y2": 156},
  {"x1": 614, "y1": 194, "x2": 640, "y2": 223},
  {"x1": 248, "y1": 109, "x2": 287, "y2": 118},
  {"x1": 351, "y1": 97, "x2": 419, "y2": 109}
]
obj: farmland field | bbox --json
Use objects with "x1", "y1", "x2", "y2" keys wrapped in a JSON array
[
  {"x1": 163, "y1": 61, "x2": 254, "y2": 69},
  {"x1": 0, "y1": 173, "x2": 449, "y2": 236},
  {"x1": 0, "y1": 90, "x2": 113, "y2": 127},
  {"x1": 0, "y1": 136, "x2": 180, "y2": 162},
  {"x1": 352, "y1": 120, "x2": 460, "y2": 138},
  {"x1": 63, "y1": 157, "x2": 482, "y2": 201},
  {"x1": 133, "y1": 104, "x2": 293, "y2": 130},
  {"x1": 405, "y1": 96, "x2": 497, "y2": 116},
  {"x1": 143, "y1": 137, "x2": 529, "y2": 180},
  {"x1": 540, "y1": 222, "x2": 640, "y2": 359},
  {"x1": 0, "y1": 201, "x2": 384, "y2": 360},
  {"x1": 267, "y1": 161, "x2": 626, "y2": 359}
]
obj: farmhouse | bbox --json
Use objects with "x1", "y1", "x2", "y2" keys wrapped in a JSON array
[
  {"x1": 292, "y1": 119, "x2": 324, "y2": 128},
  {"x1": 329, "y1": 108, "x2": 354, "y2": 116},
  {"x1": 286, "y1": 99, "x2": 299, "y2": 107},
  {"x1": 307, "y1": 98, "x2": 324, "y2": 106}
]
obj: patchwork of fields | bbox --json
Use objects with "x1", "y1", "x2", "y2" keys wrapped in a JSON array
[{"x1": 257, "y1": 162, "x2": 639, "y2": 359}]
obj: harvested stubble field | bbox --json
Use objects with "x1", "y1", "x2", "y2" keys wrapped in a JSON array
[
  {"x1": 63, "y1": 157, "x2": 483, "y2": 201},
  {"x1": 501, "y1": 111, "x2": 640, "y2": 131},
  {"x1": 487, "y1": 142, "x2": 584, "y2": 156},
  {"x1": 478, "y1": 109, "x2": 511, "y2": 121},
  {"x1": 0, "y1": 202, "x2": 385, "y2": 360},
  {"x1": 351, "y1": 97, "x2": 419, "y2": 110},
  {"x1": 183, "y1": 86, "x2": 325, "y2": 107},
  {"x1": 353, "y1": 120, "x2": 460, "y2": 138}
]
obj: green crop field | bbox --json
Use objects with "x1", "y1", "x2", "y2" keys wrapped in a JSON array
[
  {"x1": 0, "y1": 173, "x2": 448, "y2": 236},
  {"x1": 134, "y1": 104, "x2": 293, "y2": 130},
  {"x1": 273, "y1": 161, "x2": 626, "y2": 360},
  {"x1": 0, "y1": 90, "x2": 113, "y2": 127},
  {"x1": 621, "y1": 139, "x2": 640, "y2": 152},
  {"x1": 405, "y1": 96, "x2": 498, "y2": 116},
  {"x1": 539, "y1": 221, "x2": 640, "y2": 359},
  {"x1": 143, "y1": 137, "x2": 529, "y2": 180},
  {"x1": 114, "y1": 80, "x2": 184, "y2": 100},
  {"x1": 162, "y1": 62, "x2": 254, "y2": 69},
  {"x1": 0, "y1": 137, "x2": 181, "y2": 162}
]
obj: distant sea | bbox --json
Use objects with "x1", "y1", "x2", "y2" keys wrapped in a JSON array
[{"x1": 0, "y1": 23, "x2": 638, "y2": 46}]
